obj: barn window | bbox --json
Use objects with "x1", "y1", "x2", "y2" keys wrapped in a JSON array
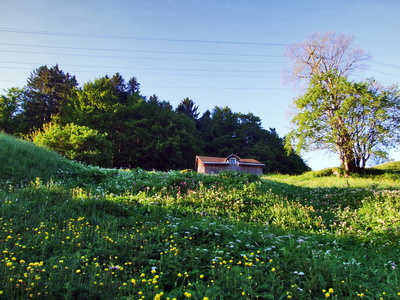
[{"x1": 229, "y1": 158, "x2": 237, "y2": 164}]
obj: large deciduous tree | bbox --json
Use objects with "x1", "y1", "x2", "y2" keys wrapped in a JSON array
[
  {"x1": 284, "y1": 32, "x2": 371, "y2": 86},
  {"x1": 283, "y1": 32, "x2": 400, "y2": 173},
  {"x1": 285, "y1": 71, "x2": 400, "y2": 173}
]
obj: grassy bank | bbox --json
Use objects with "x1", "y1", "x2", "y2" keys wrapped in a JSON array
[{"x1": 0, "y1": 133, "x2": 399, "y2": 299}]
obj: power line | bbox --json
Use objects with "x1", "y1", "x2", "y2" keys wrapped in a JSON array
[
  {"x1": 368, "y1": 69, "x2": 400, "y2": 78},
  {"x1": 0, "y1": 49, "x2": 284, "y2": 64},
  {"x1": 0, "y1": 61, "x2": 281, "y2": 74},
  {"x1": 0, "y1": 28, "x2": 286, "y2": 46},
  {"x1": 0, "y1": 79, "x2": 287, "y2": 91},
  {"x1": 371, "y1": 60, "x2": 400, "y2": 70},
  {"x1": 0, "y1": 42, "x2": 283, "y2": 58},
  {"x1": 0, "y1": 79, "x2": 25, "y2": 84},
  {"x1": 0, "y1": 66, "x2": 280, "y2": 79},
  {"x1": 142, "y1": 86, "x2": 287, "y2": 90}
]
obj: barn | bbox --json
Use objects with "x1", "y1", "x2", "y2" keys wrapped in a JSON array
[{"x1": 195, "y1": 154, "x2": 265, "y2": 175}]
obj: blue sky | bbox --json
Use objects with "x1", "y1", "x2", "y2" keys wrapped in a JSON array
[{"x1": 1, "y1": 0, "x2": 399, "y2": 170}]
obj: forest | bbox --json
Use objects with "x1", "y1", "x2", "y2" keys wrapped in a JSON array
[{"x1": 0, "y1": 64, "x2": 309, "y2": 174}]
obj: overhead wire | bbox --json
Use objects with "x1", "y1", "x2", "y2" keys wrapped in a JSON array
[
  {"x1": 368, "y1": 69, "x2": 400, "y2": 78},
  {"x1": 0, "y1": 61, "x2": 281, "y2": 74},
  {"x1": 0, "y1": 42, "x2": 283, "y2": 58},
  {"x1": 0, "y1": 33, "x2": 284, "y2": 83},
  {"x1": 0, "y1": 29, "x2": 397, "y2": 69},
  {"x1": 0, "y1": 27, "x2": 398, "y2": 90},
  {"x1": 371, "y1": 60, "x2": 400, "y2": 70},
  {"x1": 0, "y1": 28, "x2": 286, "y2": 46},
  {"x1": 0, "y1": 49, "x2": 284, "y2": 64},
  {"x1": 0, "y1": 66, "x2": 280, "y2": 79}
]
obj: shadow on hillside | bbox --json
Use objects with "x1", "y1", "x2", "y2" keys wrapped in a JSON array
[
  {"x1": 4, "y1": 178, "x2": 398, "y2": 254},
  {"x1": 261, "y1": 178, "x2": 375, "y2": 210}
]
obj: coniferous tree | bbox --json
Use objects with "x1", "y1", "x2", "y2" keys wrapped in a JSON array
[
  {"x1": 111, "y1": 72, "x2": 129, "y2": 104},
  {"x1": 0, "y1": 66, "x2": 310, "y2": 173},
  {"x1": 176, "y1": 98, "x2": 199, "y2": 120},
  {"x1": 21, "y1": 65, "x2": 77, "y2": 133},
  {"x1": 127, "y1": 77, "x2": 141, "y2": 96}
]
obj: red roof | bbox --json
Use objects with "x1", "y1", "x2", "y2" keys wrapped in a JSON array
[
  {"x1": 240, "y1": 158, "x2": 264, "y2": 164},
  {"x1": 196, "y1": 155, "x2": 264, "y2": 166},
  {"x1": 196, "y1": 156, "x2": 228, "y2": 163}
]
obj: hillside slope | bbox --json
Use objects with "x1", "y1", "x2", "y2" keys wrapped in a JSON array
[{"x1": 0, "y1": 133, "x2": 70, "y2": 183}]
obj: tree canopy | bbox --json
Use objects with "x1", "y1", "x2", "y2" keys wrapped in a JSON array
[
  {"x1": 1, "y1": 65, "x2": 309, "y2": 174},
  {"x1": 31, "y1": 122, "x2": 112, "y2": 167},
  {"x1": 286, "y1": 71, "x2": 400, "y2": 173},
  {"x1": 0, "y1": 87, "x2": 24, "y2": 135},
  {"x1": 176, "y1": 98, "x2": 200, "y2": 120},
  {"x1": 21, "y1": 65, "x2": 78, "y2": 133},
  {"x1": 284, "y1": 32, "x2": 371, "y2": 88},
  {"x1": 285, "y1": 32, "x2": 400, "y2": 173}
]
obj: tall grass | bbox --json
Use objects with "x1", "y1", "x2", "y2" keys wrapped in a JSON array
[
  {"x1": 0, "y1": 133, "x2": 68, "y2": 184},
  {"x1": 0, "y1": 134, "x2": 399, "y2": 299}
]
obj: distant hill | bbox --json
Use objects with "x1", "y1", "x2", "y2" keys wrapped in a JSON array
[{"x1": 296, "y1": 161, "x2": 400, "y2": 180}]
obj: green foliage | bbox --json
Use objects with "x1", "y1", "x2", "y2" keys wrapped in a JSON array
[
  {"x1": 3, "y1": 65, "x2": 309, "y2": 174},
  {"x1": 0, "y1": 151, "x2": 399, "y2": 298},
  {"x1": 1, "y1": 140, "x2": 400, "y2": 299},
  {"x1": 201, "y1": 106, "x2": 310, "y2": 174},
  {"x1": 30, "y1": 123, "x2": 112, "y2": 167},
  {"x1": 176, "y1": 97, "x2": 199, "y2": 119},
  {"x1": 286, "y1": 71, "x2": 400, "y2": 173},
  {"x1": 21, "y1": 64, "x2": 78, "y2": 133},
  {"x1": 0, "y1": 87, "x2": 25, "y2": 135},
  {"x1": 296, "y1": 162, "x2": 400, "y2": 182},
  {"x1": 295, "y1": 167, "x2": 347, "y2": 180},
  {"x1": 59, "y1": 76, "x2": 202, "y2": 170}
]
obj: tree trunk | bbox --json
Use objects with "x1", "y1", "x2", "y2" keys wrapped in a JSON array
[
  {"x1": 338, "y1": 143, "x2": 358, "y2": 174},
  {"x1": 344, "y1": 149, "x2": 363, "y2": 173},
  {"x1": 343, "y1": 157, "x2": 357, "y2": 173}
]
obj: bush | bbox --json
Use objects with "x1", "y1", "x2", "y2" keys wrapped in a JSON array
[{"x1": 31, "y1": 123, "x2": 112, "y2": 167}]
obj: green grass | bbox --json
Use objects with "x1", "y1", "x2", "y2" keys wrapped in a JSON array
[
  {"x1": 0, "y1": 133, "x2": 399, "y2": 299},
  {"x1": 0, "y1": 133, "x2": 73, "y2": 184}
]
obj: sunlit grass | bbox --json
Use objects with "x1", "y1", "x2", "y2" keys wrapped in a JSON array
[
  {"x1": 0, "y1": 133, "x2": 399, "y2": 299},
  {"x1": 265, "y1": 172, "x2": 400, "y2": 189}
]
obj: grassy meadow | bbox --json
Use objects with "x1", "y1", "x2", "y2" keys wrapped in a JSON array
[{"x1": 1, "y1": 133, "x2": 399, "y2": 299}]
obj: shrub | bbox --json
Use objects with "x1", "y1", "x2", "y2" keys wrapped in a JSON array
[{"x1": 31, "y1": 123, "x2": 112, "y2": 167}]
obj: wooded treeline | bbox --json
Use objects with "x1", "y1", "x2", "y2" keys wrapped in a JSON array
[{"x1": 0, "y1": 65, "x2": 309, "y2": 174}]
